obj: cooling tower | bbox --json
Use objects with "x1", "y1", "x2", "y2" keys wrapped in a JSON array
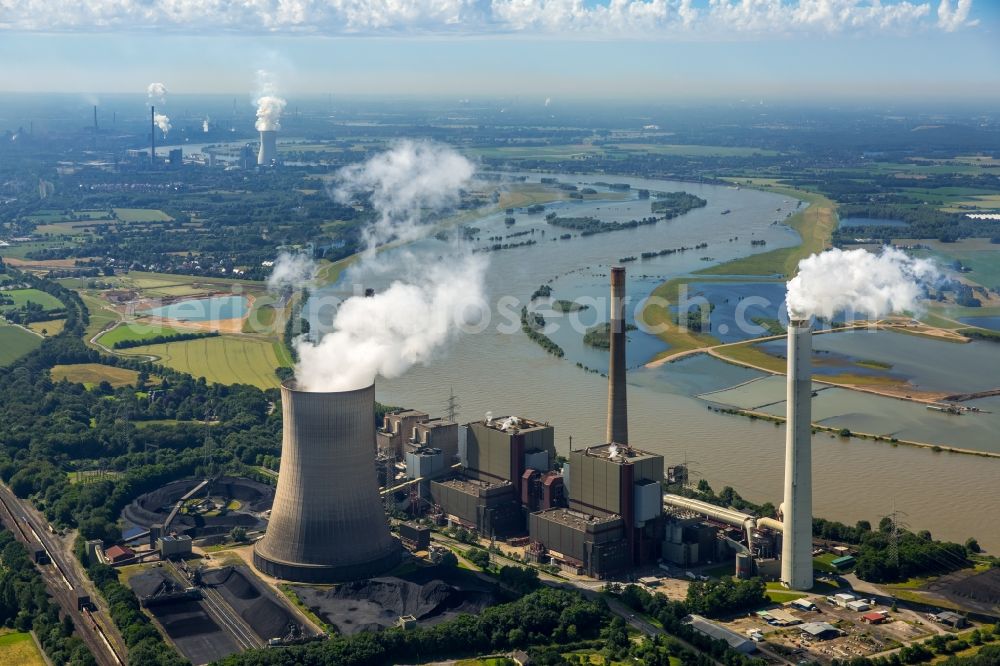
[
  {"x1": 607, "y1": 266, "x2": 629, "y2": 445},
  {"x1": 781, "y1": 320, "x2": 814, "y2": 590},
  {"x1": 253, "y1": 381, "x2": 401, "y2": 582},
  {"x1": 257, "y1": 130, "x2": 277, "y2": 165}
]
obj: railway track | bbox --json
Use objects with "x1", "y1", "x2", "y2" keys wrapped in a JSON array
[
  {"x1": 163, "y1": 560, "x2": 264, "y2": 651},
  {"x1": 0, "y1": 485, "x2": 125, "y2": 666}
]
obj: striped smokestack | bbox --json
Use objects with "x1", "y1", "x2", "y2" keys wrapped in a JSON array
[{"x1": 607, "y1": 266, "x2": 628, "y2": 445}]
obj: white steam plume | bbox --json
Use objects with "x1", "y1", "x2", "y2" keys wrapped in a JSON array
[
  {"x1": 332, "y1": 139, "x2": 476, "y2": 251},
  {"x1": 254, "y1": 69, "x2": 286, "y2": 131},
  {"x1": 786, "y1": 247, "x2": 939, "y2": 321},
  {"x1": 295, "y1": 253, "x2": 488, "y2": 392},
  {"x1": 202, "y1": 117, "x2": 210, "y2": 133},
  {"x1": 153, "y1": 112, "x2": 171, "y2": 136},
  {"x1": 292, "y1": 141, "x2": 481, "y2": 392},
  {"x1": 267, "y1": 251, "x2": 316, "y2": 291},
  {"x1": 147, "y1": 82, "x2": 167, "y2": 104},
  {"x1": 544, "y1": 97, "x2": 552, "y2": 107}
]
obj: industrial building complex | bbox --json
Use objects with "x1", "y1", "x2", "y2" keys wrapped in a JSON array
[{"x1": 243, "y1": 265, "x2": 819, "y2": 590}]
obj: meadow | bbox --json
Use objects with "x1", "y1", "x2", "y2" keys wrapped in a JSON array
[
  {"x1": 0, "y1": 324, "x2": 42, "y2": 366},
  {"x1": 0, "y1": 630, "x2": 46, "y2": 666},
  {"x1": 0, "y1": 288, "x2": 64, "y2": 311}
]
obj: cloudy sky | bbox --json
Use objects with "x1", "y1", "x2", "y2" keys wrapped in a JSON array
[{"x1": 0, "y1": 0, "x2": 996, "y2": 100}]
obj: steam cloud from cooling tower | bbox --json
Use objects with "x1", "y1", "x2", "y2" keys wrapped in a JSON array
[
  {"x1": 786, "y1": 247, "x2": 939, "y2": 320},
  {"x1": 333, "y1": 140, "x2": 476, "y2": 252},
  {"x1": 254, "y1": 70, "x2": 286, "y2": 132},
  {"x1": 270, "y1": 140, "x2": 484, "y2": 392}
]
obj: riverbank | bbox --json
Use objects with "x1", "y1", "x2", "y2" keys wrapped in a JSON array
[{"x1": 639, "y1": 181, "x2": 837, "y2": 359}]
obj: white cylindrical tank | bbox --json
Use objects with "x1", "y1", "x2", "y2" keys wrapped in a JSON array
[
  {"x1": 781, "y1": 320, "x2": 814, "y2": 590},
  {"x1": 257, "y1": 130, "x2": 277, "y2": 165},
  {"x1": 253, "y1": 381, "x2": 401, "y2": 582}
]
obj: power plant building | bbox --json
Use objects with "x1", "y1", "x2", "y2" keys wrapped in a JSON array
[
  {"x1": 429, "y1": 477, "x2": 523, "y2": 537},
  {"x1": 378, "y1": 409, "x2": 429, "y2": 458},
  {"x1": 462, "y1": 417, "x2": 556, "y2": 493},
  {"x1": 528, "y1": 508, "x2": 629, "y2": 576},
  {"x1": 253, "y1": 382, "x2": 401, "y2": 583}
]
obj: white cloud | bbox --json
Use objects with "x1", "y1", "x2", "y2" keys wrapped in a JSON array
[
  {"x1": 937, "y1": 0, "x2": 978, "y2": 31},
  {"x1": 0, "y1": 0, "x2": 978, "y2": 36}
]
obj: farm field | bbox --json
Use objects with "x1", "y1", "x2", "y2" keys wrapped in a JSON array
[
  {"x1": 27, "y1": 318, "x2": 66, "y2": 336},
  {"x1": 120, "y1": 334, "x2": 286, "y2": 388},
  {"x1": 112, "y1": 207, "x2": 173, "y2": 222},
  {"x1": 0, "y1": 288, "x2": 64, "y2": 311},
  {"x1": 0, "y1": 630, "x2": 47, "y2": 666},
  {"x1": 51, "y1": 363, "x2": 141, "y2": 388},
  {"x1": 606, "y1": 143, "x2": 781, "y2": 157},
  {"x1": 0, "y1": 323, "x2": 42, "y2": 366},
  {"x1": 908, "y1": 238, "x2": 1000, "y2": 291}
]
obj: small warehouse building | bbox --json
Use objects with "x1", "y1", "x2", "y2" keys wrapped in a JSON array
[
  {"x1": 158, "y1": 534, "x2": 192, "y2": 560},
  {"x1": 847, "y1": 599, "x2": 872, "y2": 612},
  {"x1": 399, "y1": 522, "x2": 431, "y2": 551},
  {"x1": 931, "y1": 611, "x2": 969, "y2": 629},
  {"x1": 800, "y1": 622, "x2": 843, "y2": 640},
  {"x1": 686, "y1": 615, "x2": 756, "y2": 654},
  {"x1": 862, "y1": 612, "x2": 889, "y2": 625},
  {"x1": 104, "y1": 545, "x2": 135, "y2": 564},
  {"x1": 831, "y1": 555, "x2": 856, "y2": 570}
]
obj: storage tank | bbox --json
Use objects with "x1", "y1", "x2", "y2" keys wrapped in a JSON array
[
  {"x1": 735, "y1": 552, "x2": 753, "y2": 579},
  {"x1": 253, "y1": 381, "x2": 401, "y2": 582}
]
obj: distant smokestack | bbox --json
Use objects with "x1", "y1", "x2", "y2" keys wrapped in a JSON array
[
  {"x1": 150, "y1": 106, "x2": 156, "y2": 166},
  {"x1": 607, "y1": 266, "x2": 628, "y2": 445},
  {"x1": 253, "y1": 381, "x2": 401, "y2": 582},
  {"x1": 93, "y1": 105, "x2": 98, "y2": 132},
  {"x1": 257, "y1": 130, "x2": 277, "y2": 166},
  {"x1": 781, "y1": 319, "x2": 813, "y2": 590}
]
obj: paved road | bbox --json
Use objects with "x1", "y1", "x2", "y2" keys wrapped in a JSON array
[{"x1": 0, "y1": 483, "x2": 126, "y2": 666}]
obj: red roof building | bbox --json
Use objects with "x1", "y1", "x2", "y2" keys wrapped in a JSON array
[
  {"x1": 862, "y1": 612, "x2": 888, "y2": 625},
  {"x1": 104, "y1": 545, "x2": 135, "y2": 564}
]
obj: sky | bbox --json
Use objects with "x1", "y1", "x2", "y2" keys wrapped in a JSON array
[{"x1": 0, "y1": 0, "x2": 997, "y2": 101}]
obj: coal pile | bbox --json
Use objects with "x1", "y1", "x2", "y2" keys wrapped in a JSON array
[
  {"x1": 129, "y1": 569, "x2": 239, "y2": 665},
  {"x1": 202, "y1": 565, "x2": 305, "y2": 641},
  {"x1": 121, "y1": 476, "x2": 273, "y2": 538},
  {"x1": 292, "y1": 568, "x2": 496, "y2": 635},
  {"x1": 928, "y1": 567, "x2": 1000, "y2": 614}
]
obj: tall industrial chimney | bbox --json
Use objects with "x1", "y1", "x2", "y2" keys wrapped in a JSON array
[
  {"x1": 607, "y1": 266, "x2": 628, "y2": 445},
  {"x1": 254, "y1": 381, "x2": 401, "y2": 582},
  {"x1": 150, "y1": 106, "x2": 156, "y2": 166},
  {"x1": 93, "y1": 105, "x2": 98, "y2": 132},
  {"x1": 257, "y1": 130, "x2": 277, "y2": 165},
  {"x1": 781, "y1": 319, "x2": 814, "y2": 590}
]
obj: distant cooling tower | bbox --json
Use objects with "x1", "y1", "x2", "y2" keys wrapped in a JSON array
[
  {"x1": 257, "y1": 130, "x2": 277, "y2": 165},
  {"x1": 253, "y1": 381, "x2": 401, "y2": 583},
  {"x1": 607, "y1": 266, "x2": 628, "y2": 445},
  {"x1": 781, "y1": 320, "x2": 814, "y2": 590}
]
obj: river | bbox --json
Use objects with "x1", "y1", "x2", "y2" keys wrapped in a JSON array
[{"x1": 310, "y1": 172, "x2": 1000, "y2": 552}]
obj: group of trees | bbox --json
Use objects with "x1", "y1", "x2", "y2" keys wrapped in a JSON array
[
  {"x1": 831, "y1": 622, "x2": 1000, "y2": 666},
  {"x1": 111, "y1": 330, "x2": 218, "y2": 349},
  {"x1": 684, "y1": 578, "x2": 768, "y2": 618},
  {"x1": 0, "y1": 529, "x2": 95, "y2": 665}
]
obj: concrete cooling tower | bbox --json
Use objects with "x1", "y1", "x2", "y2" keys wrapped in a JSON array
[
  {"x1": 781, "y1": 320, "x2": 814, "y2": 590},
  {"x1": 257, "y1": 130, "x2": 277, "y2": 165},
  {"x1": 253, "y1": 381, "x2": 401, "y2": 583}
]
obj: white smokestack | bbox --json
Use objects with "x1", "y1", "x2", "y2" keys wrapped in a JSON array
[
  {"x1": 283, "y1": 142, "x2": 483, "y2": 392},
  {"x1": 781, "y1": 319, "x2": 813, "y2": 590}
]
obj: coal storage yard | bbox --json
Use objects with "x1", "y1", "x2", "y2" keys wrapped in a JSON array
[
  {"x1": 130, "y1": 568, "x2": 240, "y2": 665},
  {"x1": 202, "y1": 565, "x2": 314, "y2": 642},
  {"x1": 291, "y1": 567, "x2": 496, "y2": 635}
]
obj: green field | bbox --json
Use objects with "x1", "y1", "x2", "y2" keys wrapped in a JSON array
[
  {"x1": 97, "y1": 321, "x2": 198, "y2": 347},
  {"x1": 0, "y1": 324, "x2": 42, "y2": 366},
  {"x1": 0, "y1": 630, "x2": 47, "y2": 666},
  {"x1": 0, "y1": 288, "x2": 64, "y2": 312},
  {"x1": 51, "y1": 363, "x2": 141, "y2": 388},
  {"x1": 80, "y1": 292, "x2": 120, "y2": 345},
  {"x1": 910, "y1": 238, "x2": 1000, "y2": 291},
  {"x1": 121, "y1": 335, "x2": 286, "y2": 388},
  {"x1": 112, "y1": 208, "x2": 173, "y2": 223},
  {"x1": 27, "y1": 318, "x2": 66, "y2": 336},
  {"x1": 606, "y1": 143, "x2": 781, "y2": 157}
]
